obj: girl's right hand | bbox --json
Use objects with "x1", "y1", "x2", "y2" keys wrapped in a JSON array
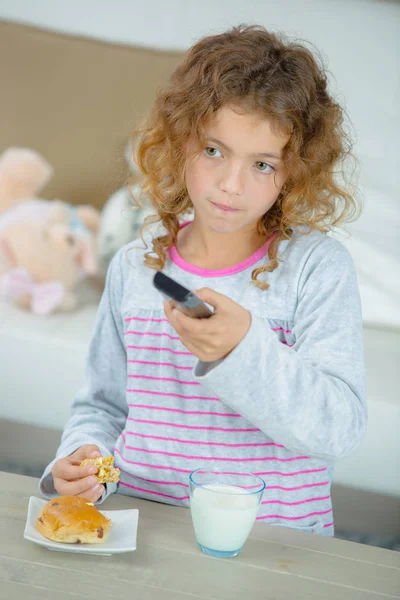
[{"x1": 51, "y1": 444, "x2": 105, "y2": 503}]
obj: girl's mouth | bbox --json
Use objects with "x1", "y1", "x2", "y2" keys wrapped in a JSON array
[{"x1": 210, "y1": 201, "x2": 241, "y2": 213}]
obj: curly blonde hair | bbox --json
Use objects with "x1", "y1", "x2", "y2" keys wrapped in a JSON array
[{"x1": 132, "y1": 24, "x2": 358, "y2": 290}]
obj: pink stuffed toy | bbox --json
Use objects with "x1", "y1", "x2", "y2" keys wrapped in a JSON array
[{"x1": 0, "y1": 147, "x2": 101, "y2": 315}]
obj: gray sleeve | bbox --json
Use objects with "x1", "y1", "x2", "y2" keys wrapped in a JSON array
[
  {"x1": 39, "y1": 249, "x2": 128, "y2": 503},
  {"x1": 193, "y1": 241, "x2": 367, "y2": 462}
]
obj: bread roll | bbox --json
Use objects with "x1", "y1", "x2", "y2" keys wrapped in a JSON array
[
  {"x1": 80, "y1": 455, "x2": 120, "y2": 484},
  {"x1": 36, "y1": 496, "x2": 111, "y2": 544}
]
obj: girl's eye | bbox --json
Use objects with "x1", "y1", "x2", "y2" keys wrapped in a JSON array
[
  {"x1": 255, "y1": 161, "x2": 274, "y2": 173},
  {"x1": 204, "y1": 147, "x2": 222, "y2": 157}
]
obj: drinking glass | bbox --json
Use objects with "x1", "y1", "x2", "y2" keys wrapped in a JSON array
[{"x1": 189, "y1": 468, "x2": 265, "y2": 558}]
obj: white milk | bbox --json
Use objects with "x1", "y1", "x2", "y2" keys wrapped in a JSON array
[{"x1": 190, "y1": 484, "x2": 260, "y2": 551}]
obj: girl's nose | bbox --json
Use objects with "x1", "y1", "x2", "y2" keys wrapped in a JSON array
[{"x1": 219, "y1": 163, "x2": 244, "y2": 196}]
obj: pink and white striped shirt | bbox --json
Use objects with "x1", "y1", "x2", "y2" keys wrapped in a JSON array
[{"x1": 41, "y1": 226, "x2": 366, "y2": 536}]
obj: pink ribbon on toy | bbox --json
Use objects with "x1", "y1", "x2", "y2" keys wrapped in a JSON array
[{"x1": 0, "y1": 267, "x2": 66, "y2": 315}]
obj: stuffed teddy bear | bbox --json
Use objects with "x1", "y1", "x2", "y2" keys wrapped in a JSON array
[
  {"x1": 98, "y1": 141, "x2": 155, "y2": 274},
  {"x1": 98, "y1": 182, "x2": 154, "y2": 273},
  {"x1": 0, "y1": 147, "x2": 101, "y2": 315}
]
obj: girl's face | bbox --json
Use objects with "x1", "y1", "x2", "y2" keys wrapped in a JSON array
[{"x1": 185, "y1": 105, "x2": 289, "y2": 235}]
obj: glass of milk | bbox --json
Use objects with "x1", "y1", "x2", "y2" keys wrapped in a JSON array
[{"x1": 189, "y1": 468, "x2": 265, "y2": 558}]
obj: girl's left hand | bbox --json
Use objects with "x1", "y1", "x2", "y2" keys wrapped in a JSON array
[{"x1": 163, "y1": 288, "x2": 251, "y2": 362}]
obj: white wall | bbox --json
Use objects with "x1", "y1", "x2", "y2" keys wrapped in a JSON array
[{"x1": 1, "y1": 0, "x2": 400, "y2": 327}]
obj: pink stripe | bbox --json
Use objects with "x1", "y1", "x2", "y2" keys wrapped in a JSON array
[
  {"x1": 115, "y1": 449, "x2": 192, "y2": 473},
  {"x1": 125, "y1": 330, "x2": 180, "y2": 341},
  {"x1": 324, "y1": 521, "x2": 334, "y2": 528},
  {"x1": 127, "y1": 389, "x2": 219, "y2": 401},
  {"x1": 119, "y1": 480, "x2": 189, "y2": 501},
  {"x1": 127, "y1": 345, "x2": 192, "y2": 356},
  {"x1": 122, "y1": 444, "x2": 309, "y2": 462},
  {"x1": 261, "y1": 495, "x2": 330, "y2": 506},
  {"x1": 115, "y1": 452, "x2": 322, "y2": 479},
  {"x1": 265, "y1": 481, "x2": 329, "y2": 491},
  {"x1": 128, "y1": 418, "x2": 259, "y2": 432},
  {"x1": 257, "y1": 508, "x2": 332, "y2": 521},
  {"x1": 128, "y1": 404, "x2": 239, "y2": 417},
  {"x1": 128, "y1": 360, "x2": 192, "y2": 371},
  {"x1": 254, "y1": 467, "x2": 327, "y2": 477},
  {"x1": 125, "y1": 316, "x2": 169, "y2": 324},
  {"x1": 281, "y1": 341, "x2": 295, "y2": 347},
  {"x1": 190, "y1": 470, "x2": 266, "y2": 478},
  {"x1": 128, "y1": 374, "x2": 200, "y2": 386},
  {"x1": 124, "y1": 319, "x2": 292, "y2": 334},
  {"x1": 125, "y1": 430, "x2": 284, "y2": 449}
]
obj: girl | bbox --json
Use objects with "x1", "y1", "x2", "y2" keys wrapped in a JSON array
[{"x1": 41, "y1": 25, "x2": 366, "y2": 536}]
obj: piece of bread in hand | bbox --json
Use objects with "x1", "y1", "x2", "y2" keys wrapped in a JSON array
[
  {"x1": 80, "y1": 455, "x2": 120, "y2": 484},
  {"x1": 36, "y1": 495, "x2": 111, "y2": 544}
]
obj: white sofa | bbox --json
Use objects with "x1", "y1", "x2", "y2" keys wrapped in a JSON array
[{"x1": 0, "y1": 282, "x2": 100, "y2": 431}]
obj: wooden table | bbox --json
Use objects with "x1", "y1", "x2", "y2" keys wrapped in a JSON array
[{"x1": 1, "y1": 471, "x2": 399, "y2": 599}]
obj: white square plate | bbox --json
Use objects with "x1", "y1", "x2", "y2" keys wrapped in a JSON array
[{"x1": 24, "y1": 496, "x2": 139, "y2": 556}]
